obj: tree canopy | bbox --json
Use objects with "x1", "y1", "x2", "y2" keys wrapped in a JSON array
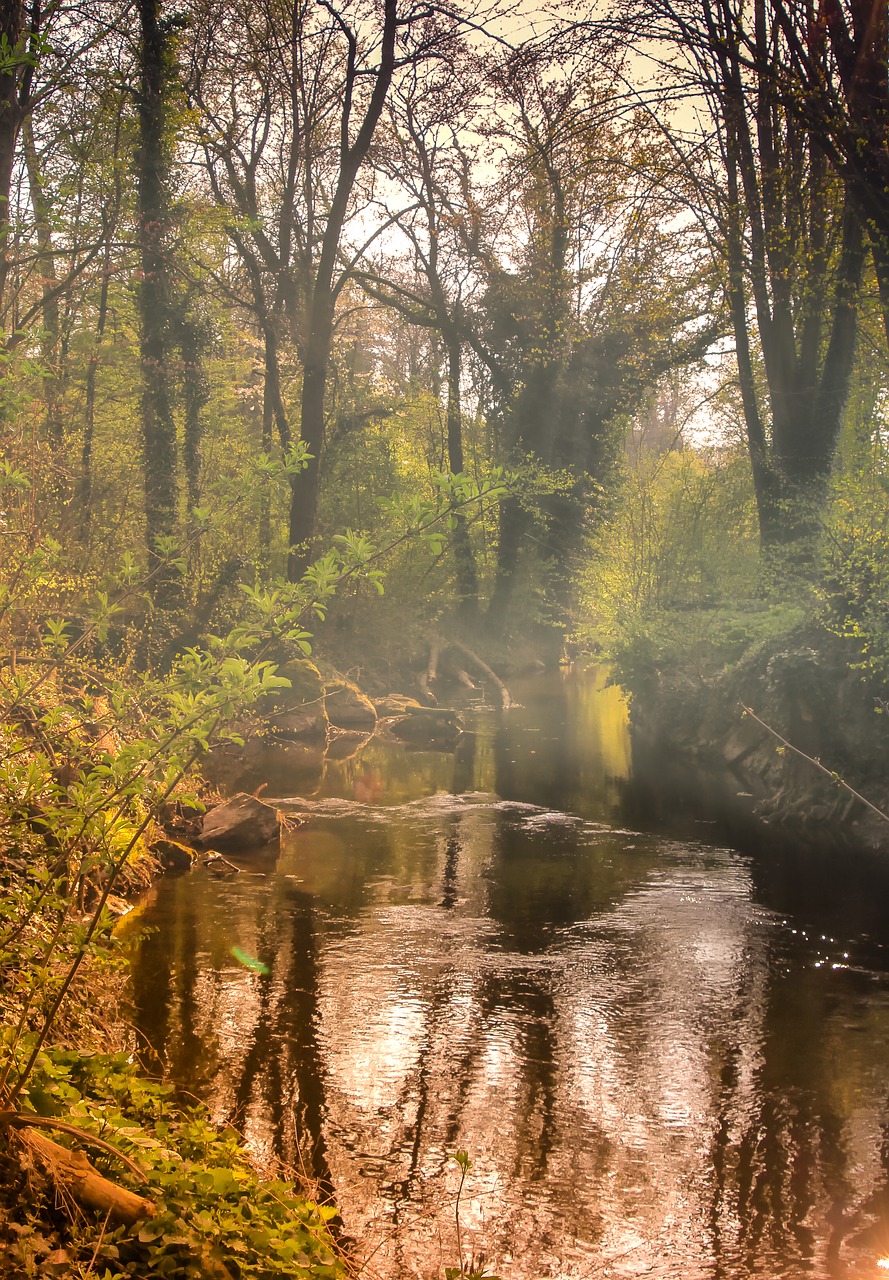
[{"x1": 0, "y1": 0, "x2": 886, "y2": 658}]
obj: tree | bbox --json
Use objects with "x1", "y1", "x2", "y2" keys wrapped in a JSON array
[
  {"x1": 734, "y1": 0, "x2": 889, "y2": 351},
  {"x1": 357, "y1": 58, "x2": 485, "y2": 619},
  {"x1": 467, "y1": 48, "x2": 718, "y2": 629},
  {"x1": 633, "y1": 0, "x2": 867, "y2": 552},
  {"x1": 137, "y1": 0, "x2": 179, "y2": 593},
  {"x1": 189, "y1": 0, "x2": 455, "y2": 582},
  {"x1": 0, "y1": 0, "x2": 36, "y2": 320}
]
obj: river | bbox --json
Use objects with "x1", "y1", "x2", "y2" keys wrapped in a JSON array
[{"x1": 128, "y1": 667, "x2": 889, "y2": 1279}]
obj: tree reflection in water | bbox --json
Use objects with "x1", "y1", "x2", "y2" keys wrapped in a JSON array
[{"x1": 128, "y1": 670, "x2": 889, "y2": 1279}]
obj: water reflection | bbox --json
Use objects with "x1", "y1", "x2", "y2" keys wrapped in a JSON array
[{"x1": 129, "y1": 669, "x2": 889, "y2": 1279}]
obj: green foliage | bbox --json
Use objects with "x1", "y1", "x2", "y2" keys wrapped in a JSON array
[
  {"x1": 0, "y1": 457, "x2": 509, "y2": 1116},
  {"x1": 578, "y1": 444, "x2": 759, "y2": 652},
  {"x1": 606, "y1": 601, "x2": 808, "y2": 697},
  {"x1": 2, "y1": 1041, "x2": 343, "y2": 1279},
  {"x1": 443, "y1": 1151, "x2": 501, "y2": 1280},
  {"x1": 819, "y1": 449, "x2": 889, "y2": 683},
  {"x1": 0, "y1": 389, "x2": 507, "y2": 1273},
  {"x1": 0, "y1": 469, "x2": 514, "y2": 1272},
  {"x1": 595, "y1": 417, "x2": 889, "y2": 718}
]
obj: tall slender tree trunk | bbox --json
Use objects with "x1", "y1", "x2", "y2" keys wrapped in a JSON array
[
  {"x1": 138, "y1": 0, "x2": 178, "y2": 597},
  {"x1": 259, "y1": 329, "x2": 277, "y2": 575},
  {"x1": 289, "y1": 330, "x2": 328, "y2": 581},
  {"x1": 0, "y1": 1, "x2": 24, "y2": 325},
  {"x1": 487, "y1": 496, "x2": 528, "y2": 629},
  {"x1": 445, "y1": 335, "x2": 478, "y2": 621},
  {"x1": 179, "y1": 312, "x2": 207, "y2": 513},
  {"x1": 82, "y1": 112, "x2": 122, "y2": 539},
  {"x1": 287, "y1": 0, "x2": 398, "y2": 582},
  {"x1": 22, "y1": 116, "x2": 61, "y2": 446},
  {"x1": 81, "y1": 243, "x2": 111, "y2": 538}
]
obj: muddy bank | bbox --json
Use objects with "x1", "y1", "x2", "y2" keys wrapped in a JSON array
[{"x1": 623, "y1": 625, "x2": 889, "y2": 854}]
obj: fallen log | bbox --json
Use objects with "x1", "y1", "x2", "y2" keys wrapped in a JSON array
[{"x1": 12, "y1": 1124, "x2": 155, "y2": 1224}]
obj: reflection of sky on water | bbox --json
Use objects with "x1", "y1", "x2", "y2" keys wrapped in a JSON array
[{"x1": 129, "y1": 669, "x2": 889, "y2": 1280}]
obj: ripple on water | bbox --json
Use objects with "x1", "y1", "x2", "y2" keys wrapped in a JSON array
[{"x1": 130, "y1": 673, "x2": 889, "y2": 1280}]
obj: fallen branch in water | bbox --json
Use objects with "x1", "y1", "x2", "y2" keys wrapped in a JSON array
[
  {"x1": 203, "y1": 851, "x2": 242, "y2": 874},
  {"x1": 449, "y1": 640, "x2": 514, "y2": 710},
  {"x1": 419, "y1": 640, "x2": 440, "y2": 704},
  {"x1": 739, "y1": 703, "x2": 889, "y2": 827}
]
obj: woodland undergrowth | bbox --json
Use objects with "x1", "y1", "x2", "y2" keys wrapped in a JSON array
[{"x1": 0, "y1": 461, "x2": 507, "y2": 1279}]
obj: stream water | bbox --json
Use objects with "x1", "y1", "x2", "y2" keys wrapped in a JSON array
[{"x1": 128, "y1": 668, "x2": 889, "y2": 1279}]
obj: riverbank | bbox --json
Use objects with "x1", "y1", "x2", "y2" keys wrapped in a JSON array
[
  {"x1": 617, "y1": 616, "x2": 889, "y2": 854},
  {"x1": 0, "y1": 781, "x2": 347, "y2": 1280},
  {"x1": 0, "y1": 669, "x2": 349, "y2": 1278}
]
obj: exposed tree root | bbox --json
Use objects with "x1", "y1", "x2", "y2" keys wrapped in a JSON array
[
  {"x1": 419, "y1": 640, "x2": 440, "y2": 704},
  {"x1": 448, "y1": 639, "x2": 514, "y2": 710}
]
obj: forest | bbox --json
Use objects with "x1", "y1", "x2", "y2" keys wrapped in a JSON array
[{"x1": 3, "y1": 0, "x2": 889, "y2": 1276}]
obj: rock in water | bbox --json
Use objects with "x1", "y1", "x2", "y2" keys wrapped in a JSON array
[
  {"x1": 264, "y1": 659, "x2": 328, "y2": 740},
  {"x1": 387, "y1": 707, "x2": 463, "y2": 748},
  {"x1": 325, "y1": 679, "x2": 377, "y2": 730},
  {"x1": 199, "y1": 793, "x2": 281, "y2": 851},
  {"x1": 149, "y1": 838, "x2": 196, "y2": 871},
  {"x1": 374, "y1": 693, "x2": 424, "y2": 716}
]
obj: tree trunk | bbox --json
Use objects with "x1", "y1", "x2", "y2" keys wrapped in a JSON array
[
  {"x1": 0, "y1": 1, "x2": 24, "y2": 325},
  {"x1": 138, "y1": 0, "x2": 178, "y2": 598},
  {"x1": 22, "y1": 116, "x2": 61, "y2": 446},
  {"x1": 81, "y1": 243, "x2": 111, "y2": 537},
  {"x1": 259, "y1": 332, "x2": 275, "y2": 574},
  {"x1": 289, "y1": 333, "x2": 328, "y2": 581},
  {"x1": 714, "y1": 6, "x2": 865, "y2": 554},
  {"x1": 287, "y1": 0, "x2": 398, "y2": 582},
  {"x1": 179, "y1": 313, "x2": 207, "y2": 513},
  {"x1": 445, "y1": 336, "x2": 478, "y2": 621},
  {"x1": 488, "y1": 494, "x2": 528, "y2": 631}
]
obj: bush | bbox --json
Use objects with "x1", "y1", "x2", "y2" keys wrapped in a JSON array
[
  {"x1": 577, "y1": 443, "x2": 760, "y2": 654},
  {"x1": 1, "y1": 1041, "x2": 343, "y2": 1279}
]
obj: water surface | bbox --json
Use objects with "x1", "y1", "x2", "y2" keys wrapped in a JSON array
[{"x1": 129, "y1": 668, "x2": 889, "y2": 1279}]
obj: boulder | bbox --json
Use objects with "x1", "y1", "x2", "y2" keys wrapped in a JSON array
[
  {"x1": 199, "y1": 793, "x2": 281, "y2": 851},
  {"x1": 263, "y1": 659, "x2": 328, "y2": 740},
  {"x1": 149, "y1": 837, "x2": 196, "y2": 871},
  {"x1": 325, "y1": 679, "x2": 377, "y2": 730},
  {"x1": 103, "y1": 894, "x2": 134, "y2": 919},
  {"x1": 388, "y1": 707, "x2": 463, "y2": 749}
]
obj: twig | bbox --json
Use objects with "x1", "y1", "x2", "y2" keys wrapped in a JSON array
[
  {"x1": 86, "y1": 1208, "x2": 113, "y2": 1274},
  {"x1": 739, "y1": 703, "x2": 889, "y2": 826}
]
